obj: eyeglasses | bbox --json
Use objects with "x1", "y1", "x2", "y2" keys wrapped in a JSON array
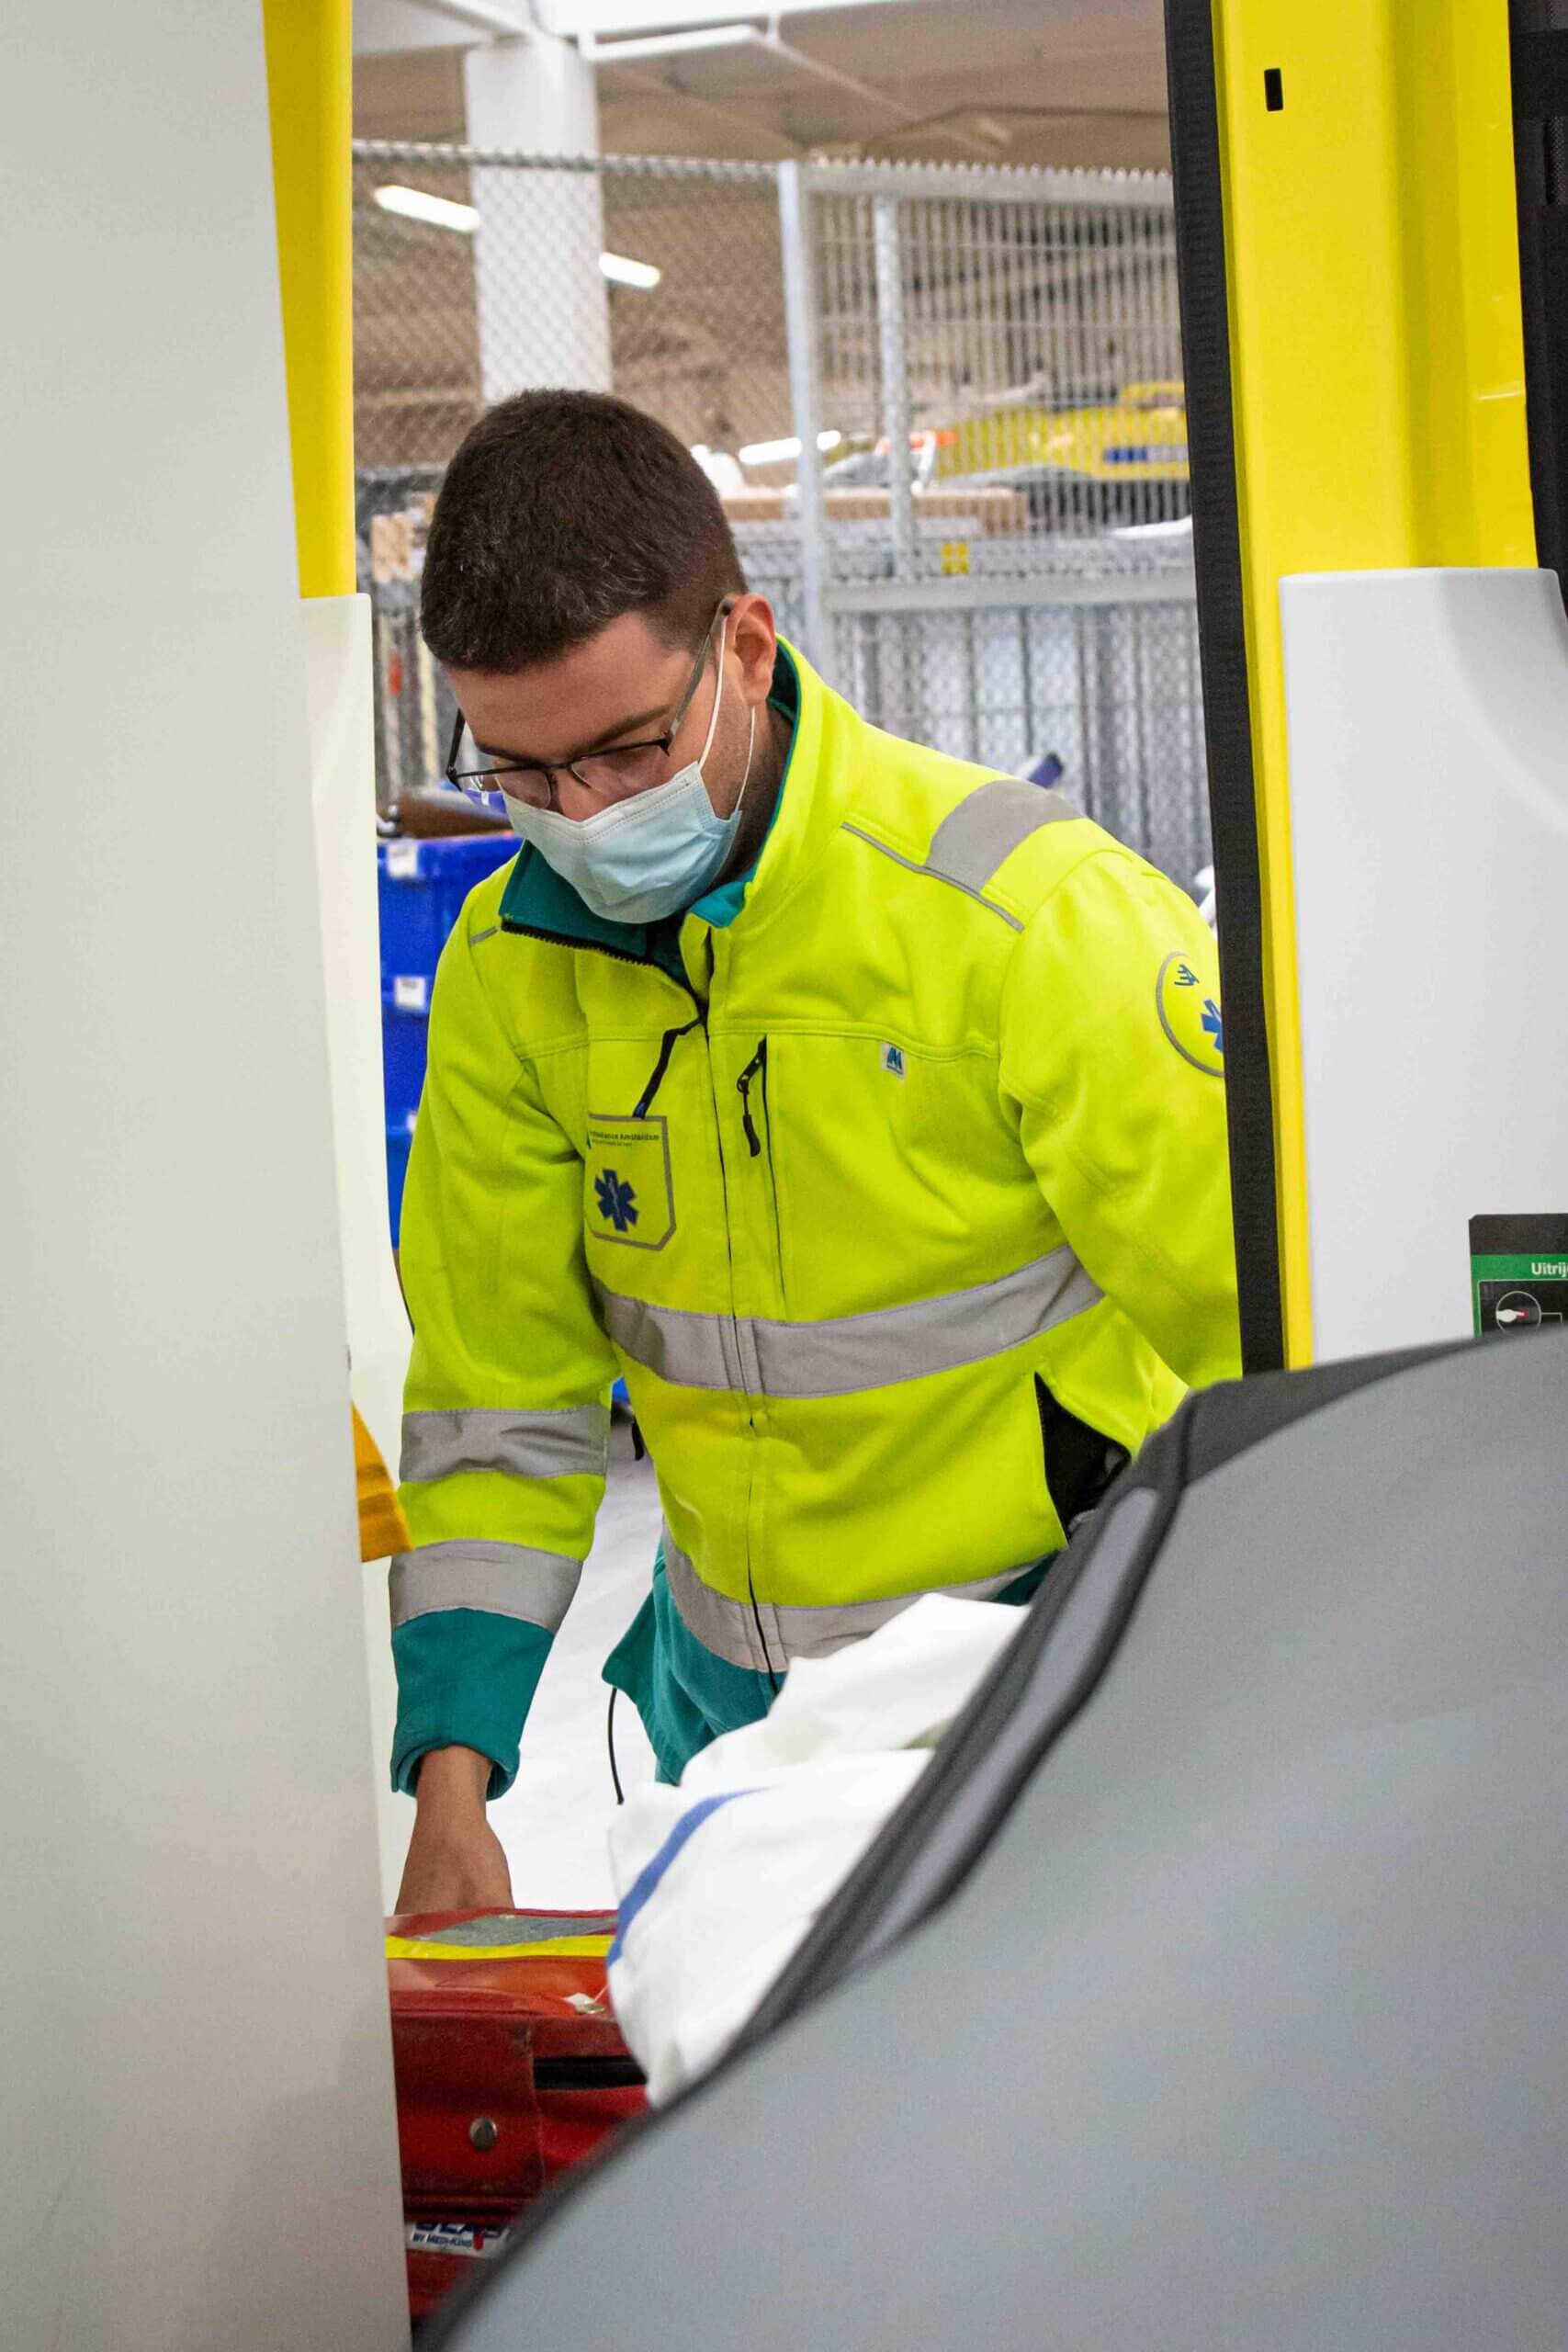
[{"x1": 445, "y1": 601, "x2": 730, "y2": 811}]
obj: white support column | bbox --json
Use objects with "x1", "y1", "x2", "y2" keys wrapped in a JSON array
[
  {"x1": 872, "y1": 194, "x2": 916, "y2": 585},
  {"x1": 0, "y1": 4, "x2": 407, "y2": 2346},
  {"x1": 465, "y1": 33, "x2": 613, "y2": 398},
  {"x1": 778, "y1": 160, "x2": 832, "y2": 682}
]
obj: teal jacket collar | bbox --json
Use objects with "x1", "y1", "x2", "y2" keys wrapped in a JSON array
[{"x1": 499, "y1": 643, "x2": 800, "y2": 977}]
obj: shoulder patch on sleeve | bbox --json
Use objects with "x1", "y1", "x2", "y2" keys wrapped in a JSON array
[{"x1": 1156, "y1": 951, "x2": 1224, "y2": 1077}]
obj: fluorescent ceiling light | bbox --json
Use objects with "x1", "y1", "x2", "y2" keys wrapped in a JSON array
[
  {"x1": 600, "y1": 251, "x2": 661, "y2": 289},
  {"x1": 375, "y1": 184, "x2": 479, "y2": 233},
  {"x1": 739, "y1": 430, "x2": 844, "y2": 466},
  {"x1": 376, "y1": 188, "x2": 660, "y2": 289}
]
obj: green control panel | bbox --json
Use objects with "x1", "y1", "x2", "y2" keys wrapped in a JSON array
[{"x1": 1470, "y1": 1214, "x2": 1568, "y2": 1336}]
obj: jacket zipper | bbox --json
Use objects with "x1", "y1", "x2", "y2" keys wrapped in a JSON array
[
  {"x1": 736, "y1": 1037, "x2": 786, "y2": 1304},
  {"x1": 701, "y1": 985, "x2": 779, "y2": 1690},
  {"x1": 501, "y1": 918, "x2": 655, "y2": 971},
  {"x1": 636, "y1": 1017, "x2": 702, "y2": 1119},
  {"x1": 502, "y1": 914, "x2": 705, "y2": 1011},
  {"x1": 548, "y1": 908, "x2": 777, "y2": 1688},
  {"x1": 736, "y1": 1040, "x2": 767, "y2": 1156}
]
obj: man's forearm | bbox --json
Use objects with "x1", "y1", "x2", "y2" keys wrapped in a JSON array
[
  {"x1": 396, "y1": 1744, "x2": 514, "y2": 1915},
  {"x1": 415, "y1": 1742, "x2": 492, "y2": 1815}
]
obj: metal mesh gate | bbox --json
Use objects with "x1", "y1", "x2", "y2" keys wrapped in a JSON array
[{"x1": 353, "y1": 142, "x2": 1207, "y2": 891}]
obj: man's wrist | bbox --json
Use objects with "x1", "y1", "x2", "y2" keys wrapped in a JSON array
[{"x1": 413, "y1": 1744, "x2": 493, "y2": 1811}]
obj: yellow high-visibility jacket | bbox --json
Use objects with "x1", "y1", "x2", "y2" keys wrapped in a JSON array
[{"x1": 390, "y1": 644, "x2": 1239, "y2": 1792}]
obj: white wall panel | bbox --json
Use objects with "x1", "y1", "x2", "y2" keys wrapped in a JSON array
[
  {"x1": 305, "y1": 594, "x2": 416, "y2": 1908},
  {"x1": 0, "y1": 6, "x2": 408, "y2": 2346},
  {"x1": 1282, "y1": 568, "x2": 1568, "y2": 1363}
]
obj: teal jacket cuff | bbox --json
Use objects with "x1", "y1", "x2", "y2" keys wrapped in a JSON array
[{"x1": 391, "y1": 1610, "x2": 555, "y2": 1799}]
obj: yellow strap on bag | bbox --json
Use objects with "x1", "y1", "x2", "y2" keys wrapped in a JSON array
[{"x1": 385, "y1": 1934, "x2": 615, "y2": 1962}]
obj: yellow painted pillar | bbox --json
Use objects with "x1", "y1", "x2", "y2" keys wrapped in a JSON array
[
  {"x1": 1210, "y1": 0, "x2": 1534, "y2": 1361},
  {"x1": 263, "y1": 0, "x2": 355, "y2": 599}
]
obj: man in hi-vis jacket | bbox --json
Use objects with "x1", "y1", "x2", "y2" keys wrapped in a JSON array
[{"x1": 391, "y1": 390, "x2": 1239, "y2": 1909}]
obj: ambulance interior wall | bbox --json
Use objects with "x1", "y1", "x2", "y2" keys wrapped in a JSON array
[{"x1": 0, "y1": 3, "x2": 407, "y2": 2344}]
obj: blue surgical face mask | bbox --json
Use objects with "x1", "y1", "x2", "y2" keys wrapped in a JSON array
[{"x1": 502, "y1": 651, "x2": 757, "y2": 927}]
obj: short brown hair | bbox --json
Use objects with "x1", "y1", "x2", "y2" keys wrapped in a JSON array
[{"x1": 420, "y1": 389, "x2": 745, "y2": 673}]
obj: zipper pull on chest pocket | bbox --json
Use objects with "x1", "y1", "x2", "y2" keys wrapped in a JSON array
[
  {"x1": 634, "y1": 1016, "x2": 702, "y2": 1120},
  {"x1": 736, "y1": 1039, "x2": 768, "y2": 1158}
]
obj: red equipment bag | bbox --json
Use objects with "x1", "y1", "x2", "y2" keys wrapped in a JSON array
[{"x1": 387, "y1": 1909, "x2": 647, "y2": 2323}]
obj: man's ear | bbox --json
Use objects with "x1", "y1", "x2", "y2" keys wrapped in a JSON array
[{"x1": 729, "y1": 593, "x2": 779, "y2": 704}]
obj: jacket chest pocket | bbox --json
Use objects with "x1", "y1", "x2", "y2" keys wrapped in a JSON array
[
  {"x1": 583, "y1": 1114, "x2": 677, "y2": 1251},
  {"x1": 764, "y1": 1031, "x2": 1047, "y2": 1317}
]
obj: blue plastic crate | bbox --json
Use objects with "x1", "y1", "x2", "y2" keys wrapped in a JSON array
[
  {"x1": 378, "y1": 842, "x2": 444, "y2": 980},
  {"x1": 378, "y1": 832, "x2": 517, "y2": 1238},
  {"x1": 378, "y1": 831, "x2": 517, "y2": 990}
]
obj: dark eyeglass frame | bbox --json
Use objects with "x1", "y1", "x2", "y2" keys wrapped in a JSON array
[{"x1": 444, "y1": 597, "x2": 732, "y2": 808}]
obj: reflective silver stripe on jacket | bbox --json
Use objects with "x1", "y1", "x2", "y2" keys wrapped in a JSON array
[
  {"x1": 594, "y1": 1244, "x2": 1100, "y2": 1399},
  {"x1": 661, "y1": 1524, "x2": 1033, "y2": 1674},
  {"x1": 389, "y1": 1541, "x2": 582, "y2": 1633},
  {"x1": 400, "y1": 1403, "x2": 611, "y2": 1485},
  {"x1": 843, "y1": 775, "x2": 1080, "y2": 930}
]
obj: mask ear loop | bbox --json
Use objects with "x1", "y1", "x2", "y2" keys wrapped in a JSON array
[
  {"x1": 733, "y1": 701, "x2": 757, "y2": 809},
  {"x1": 698, "y1": 614, "x2": 758, "y2": 820},
  {"x1": 695, "y1": 612, "x2": 730, "y2": 770}
]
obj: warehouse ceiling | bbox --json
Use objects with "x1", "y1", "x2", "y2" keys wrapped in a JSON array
[{"x1": 353, "y1": 0, "x2": 1172, "y2": 174}]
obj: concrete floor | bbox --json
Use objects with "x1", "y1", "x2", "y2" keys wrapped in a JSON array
[{"x1": 490, "y1": 1419, "x2": 662, "y2": 1908}]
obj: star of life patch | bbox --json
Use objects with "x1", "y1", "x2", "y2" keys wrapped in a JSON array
[
  {"x1": 584, "y1": 1113, "x2": 676, "y2": 1249},
  {"x1": 1156, "y1": 951, "x2": 1224, "y2": 1077}
]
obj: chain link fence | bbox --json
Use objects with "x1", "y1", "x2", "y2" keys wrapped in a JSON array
[{"x1": 354, "y1": 142, "x2": 1207, "y2": 891}]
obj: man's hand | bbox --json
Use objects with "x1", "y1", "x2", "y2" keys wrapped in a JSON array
[{"x1": 395, "y1": 1745, "x2": 514, "y2": 1916}]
